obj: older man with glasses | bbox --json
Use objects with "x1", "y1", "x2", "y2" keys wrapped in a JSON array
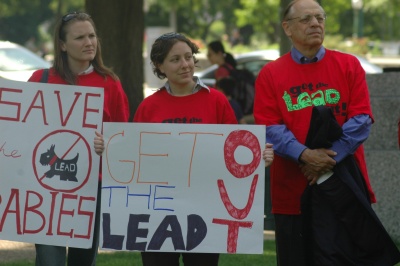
[{"x1": 254, "y1": 0, "x2": 400, "y2": 265}]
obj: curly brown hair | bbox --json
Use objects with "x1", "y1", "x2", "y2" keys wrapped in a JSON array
[{"x1": 150, "y1": 32, "x2": 199, "y2": 79}]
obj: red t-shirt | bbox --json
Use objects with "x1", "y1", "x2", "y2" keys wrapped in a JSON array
[
  {"x1": 134, "y1": 88, "x2": 237, "y2": 125},
  {"x1": 254, "y1": 49, "x2": 375, "y2": 214},
  {"x1": 215, "y1": 64, "x2": 234, "y2": 81},
  {"x1": 29, "y1": 68, "x2": 130, "y2": 123}
]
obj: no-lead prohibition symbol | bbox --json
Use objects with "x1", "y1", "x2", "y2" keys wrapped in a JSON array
[{"x1": 32, "y1": 130, "x2": 92, "y2": 193}]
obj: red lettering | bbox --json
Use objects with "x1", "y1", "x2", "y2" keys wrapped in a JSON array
[
  {"x1": 0, "y1": 142, "x2": 21, "y2": 158},
  {"x1": 212, "y1": 130, "x2": 262, "y2": 253},
  {"x1": 212, "y1": 219, "x2": 253, "y2": 253},
  {"x1": 46, "y1": 191, "x2": 59, "y2": 235},
  {"x1": 0, "y1": 189, "x2": 22, "y2": 234},
  {"x1": 74, "y1": 196, "x2": 95, "y2": 239},
  {"x1": 82, "y1": 93, "x2": 101, "y2": 129},
  {"x1": 22, "y1": 90, "x2": 48, "y2": 125},
  {"x1": 0, "y1": 88, "x2": 22, "y2": 121},
  {"x1": 217, "y1": 175, "x2": 258, "y2": 220},
  {"x1": 57, "y1": 193, "x2": 77, "y2": 238},
  {"x1": 9, "y1": 149, "x2": 21, "y2": 158},
  {"x1": 23, "y1": 191, "x2": 45, "y2": 234},
  {"x1": 0, "y1": 190, "x2": 95, "y2": 241},
  {"x1": 0, "y1": 88, "x2": 101, "y2": 127},
  {"x1": 224, "y1": 130, "x2": 261, "y2": 178},
  {"x1": 55, "y1": 91, "x2": 82, "y2": 126}
]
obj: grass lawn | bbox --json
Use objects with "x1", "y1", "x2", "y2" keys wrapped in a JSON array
[
  {"x1": 2, "y1": 240, "x2": 400, "y2": 266},
  {"x1": 95, "y1": 240, "x2": 277, "y2": 266},
  {"x1": 0, "y1": 240, "x2": 276, "y2": 266}
]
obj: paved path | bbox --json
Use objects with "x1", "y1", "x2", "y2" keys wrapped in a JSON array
[
  {"x1": 0, "y1": 231, "x2": 275, "y2": 263},
  {"x1": 0, "y1": 240, "x2": 35, "y2": 263}
]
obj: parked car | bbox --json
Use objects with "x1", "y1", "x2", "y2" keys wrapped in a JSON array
[
  {"x1": 354, "y1": 54, "x2": 384, "y2": 74},
  {"x1": 195, "y1": 49, "x2": 383, "y2": 87},
  {"x1": 194, "y1": 49, "x2": 280, "y2": 87},
  {"x1": 0, "y1": 40, "x2": 51, "y2": 82}
]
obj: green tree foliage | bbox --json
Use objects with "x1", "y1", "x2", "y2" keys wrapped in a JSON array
[
  {"x1": 0, "y1": 0, "x2": 53, "y2": 44},
  {"x1": 0, "y1": 0, "x2": 85, "y2": 47},
  {"x1": 145, "y1": 2, "x2": 169, "y2": 27},
  {"x1": 145, "y1": 0, "x2": 242, "y2": 43},
  {"x1": 322, "y1": 0, "x2": 400, "y2": 42},
  {"x1": 235, "y1": 0, "x2": 281, "y2": 44},
  {"x1": 145, "y1": 0, "x2": 400, "y2": 49},
  {"x1": 363, "y1": 0, "x2": 400, "y2": 40},
  {"x1": 2, "y1": 0, "x2": 399, "y2": 51},
  {"x1": 319, "y1": 0, "x2": 349, "y2": 35}
]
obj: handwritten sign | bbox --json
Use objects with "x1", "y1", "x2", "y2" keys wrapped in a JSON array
[
  {"x1": 0, "y1": 78, "x2": 103, "y2": 248},
  {"x1": 101, "y1": 123, "x2": 266, "y2": 254}
]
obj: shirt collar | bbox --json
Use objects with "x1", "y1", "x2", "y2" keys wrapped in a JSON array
[
  {"x1": 78, "y1": 64, "x2": 94, "y2": 75},
  {"x1": 163, "y1": 76, "x2": 210, "y2": 95},
  {"x1": 291, "y1": 46, "x2": 326, "y2": 64}
]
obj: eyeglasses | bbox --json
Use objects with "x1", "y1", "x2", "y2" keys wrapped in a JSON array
[
  {"x1": 62, "y1": 12, "x2": 90, "y2": 23},
  {"x1": 286, "y1": 13, "x2": 326, "y2": 24}
]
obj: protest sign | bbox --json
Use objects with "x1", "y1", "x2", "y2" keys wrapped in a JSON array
[
  {"x1": 0, "y1": 78, "x2": 103, "y2": 248},
  {"x1": 101, "y1": 122, "x2": 265, "y2": 254}
]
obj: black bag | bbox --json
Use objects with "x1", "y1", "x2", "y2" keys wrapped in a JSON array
[
  {"x1": 40, "y1": 68, "x2": 49, "y2": 83},
  {"x1": 222, "y1": 64, "x2": 255, "y2": 115}
]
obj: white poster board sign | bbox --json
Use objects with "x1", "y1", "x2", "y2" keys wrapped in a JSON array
[
  {"x1": 101, "y1": 123, "x2": 265, "y2": 254},
  {"x1": 0, "y1": 78, "x2": 103, "y2": 248}
]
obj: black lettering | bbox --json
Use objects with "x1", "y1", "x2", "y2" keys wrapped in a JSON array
[
  {"x1": 186, "y1": 214, "x2": 207, "y2": 251},
  {"x1": 289, "y1": 86, "x2": 302, "y2": 97},
  {"x1": 102, "y1": 213, "x2": 125, "y2": 250},
  {"x1": 148, "y1": 215, "x2": 185, "y2": 251},
  {"x1": 126, "y1": 214, "x2": 150, "y2": 251}
]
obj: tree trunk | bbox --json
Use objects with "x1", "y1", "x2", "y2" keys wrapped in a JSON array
[{"x1": 85, "y1": 0, "x2": 144, "y2": 120}]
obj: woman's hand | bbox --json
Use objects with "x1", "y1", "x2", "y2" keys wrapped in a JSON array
[
  {"x1": 263, "y1": 143, "x2": 274, "y2": 167},
  {"x1": 93, "y1": 131, "x2": 104, "y2": 156}
]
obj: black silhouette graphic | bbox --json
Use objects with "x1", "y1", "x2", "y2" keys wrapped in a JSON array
[{"x1": 40, "y1": 144, "x2": 79, "y2": 182}]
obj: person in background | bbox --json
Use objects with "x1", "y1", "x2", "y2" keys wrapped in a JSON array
[
  {"x1": 253, "y1": 0, "x2": 400, "y2": 265},
  {"x1": 216, "y1": 77, "x2": 246, "y2": 124},
  {"x1": 207, "y1": 40, "x2": 256, "y2": 123},
  {"x1": 28, "y1": 11, "x2": 130, "y2": 266},
  {"x1": 230, "y1": 29, "x2": 243, "y2": 47},
  {"x1": 132, "y1": 32, "x2": 273, "y2": 266},
  {"x1": 207, "y1": 40, "x2": 237, "y2": 82}
]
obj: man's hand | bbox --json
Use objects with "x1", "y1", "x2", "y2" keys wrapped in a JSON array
[{"x1": 300, "y1": 148, "x2": 337, "y2": 185}]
